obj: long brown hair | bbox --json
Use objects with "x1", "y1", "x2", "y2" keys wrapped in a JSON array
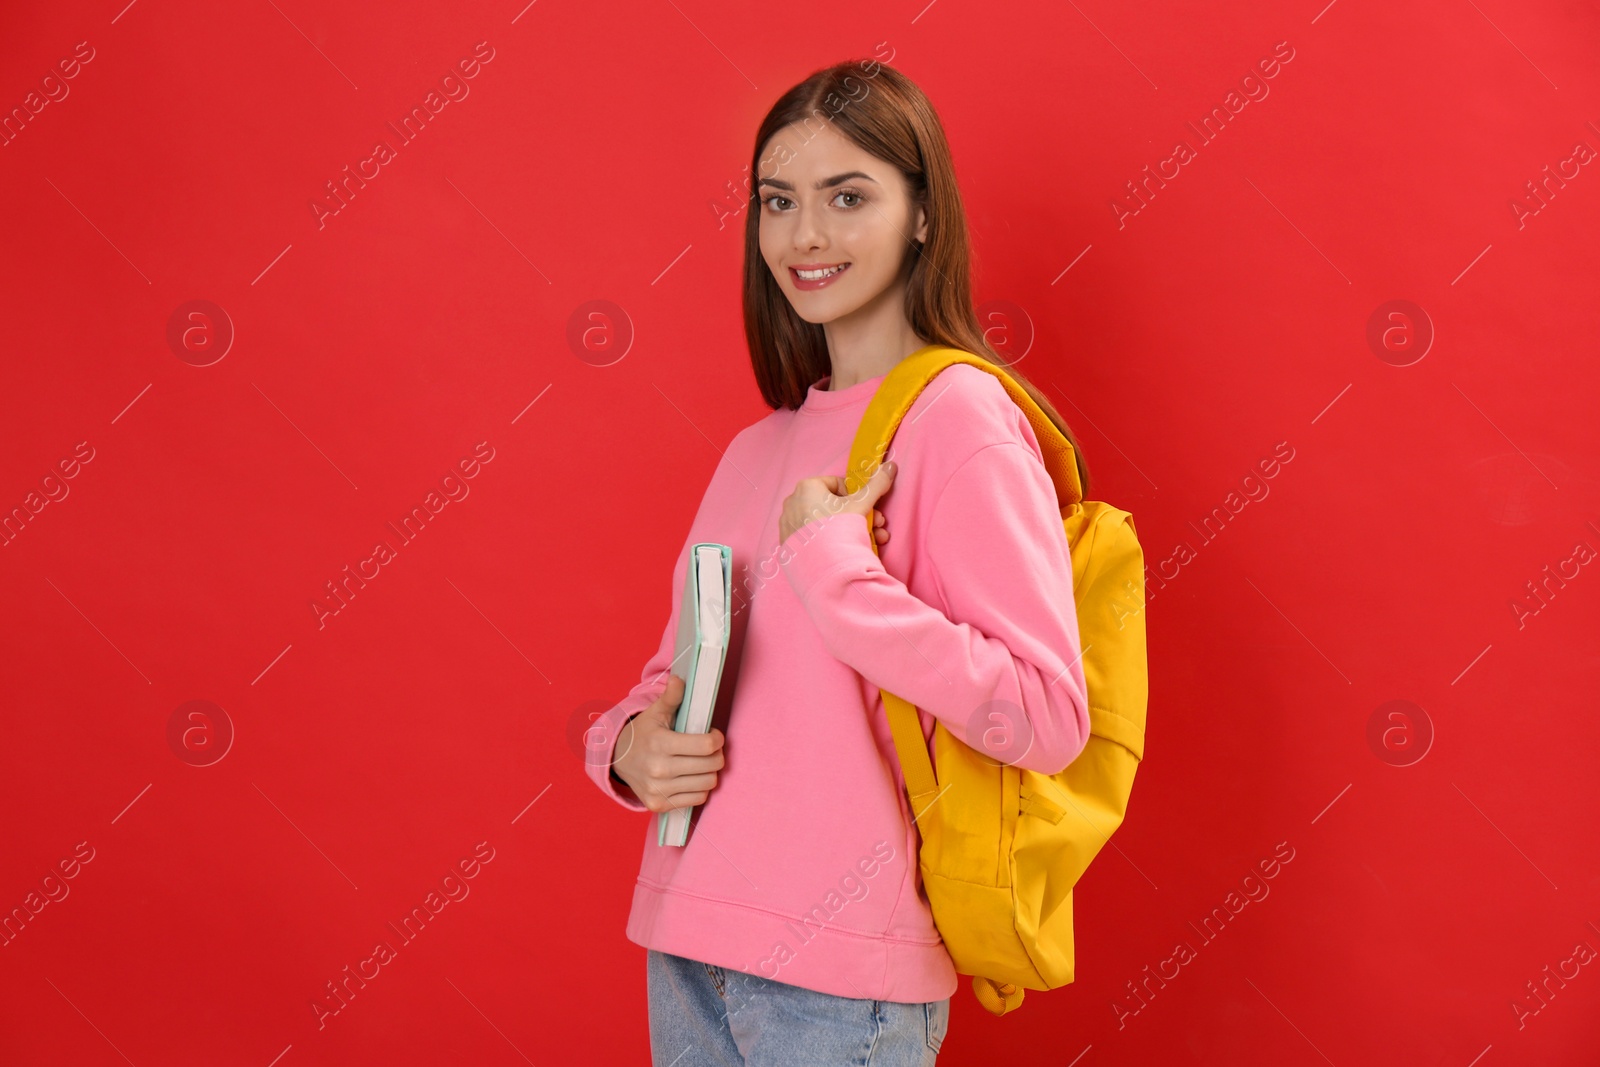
[{"x1": 741, "y1": 59, "x2": 1092, "y2": 497}]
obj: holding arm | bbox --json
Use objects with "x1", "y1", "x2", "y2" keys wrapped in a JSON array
[{"x1": 778, "y1": 430, "x2": 1090, "y2": 776}]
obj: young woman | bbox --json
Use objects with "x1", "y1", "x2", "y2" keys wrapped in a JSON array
[{"x1": 585, "y1": 60, "x2": 1094, "y2": 1066}]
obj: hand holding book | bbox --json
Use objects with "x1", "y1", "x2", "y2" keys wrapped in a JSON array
[{"x1": 610, "y1": 673, "x2": 726, "y2": 815}]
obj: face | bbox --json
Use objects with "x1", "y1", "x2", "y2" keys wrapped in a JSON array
[{"x1": 756, "y1": 121, "x2": 928, "y2": 325}]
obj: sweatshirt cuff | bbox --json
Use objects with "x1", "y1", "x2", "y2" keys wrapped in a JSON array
[
  {"x1": 779, "y1": 510, "x2": 877, "y2": 604},
  {"x1": 584, "y1": 705, "x2": 650, "y2": 812}
]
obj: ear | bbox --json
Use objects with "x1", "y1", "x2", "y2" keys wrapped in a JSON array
[{"x1": 912, "y1": 202, "x2": 928, "y2": 245}]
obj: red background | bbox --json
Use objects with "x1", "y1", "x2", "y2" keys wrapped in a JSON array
[{"x1": 3, "y1": 1, "x2": 1597, "y2": 1064}]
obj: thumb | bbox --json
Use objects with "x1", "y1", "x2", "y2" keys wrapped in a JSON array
[
  {"x1": 856, "y1": 460, "x2": 897, "y2": 506},
  {"x1": 651, "y1": 674, "x2": 686, "y2": 717}
]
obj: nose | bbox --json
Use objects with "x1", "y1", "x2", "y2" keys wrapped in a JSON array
[{"x1": 791, "y1": 201, "x2": 827, "y2": 255}]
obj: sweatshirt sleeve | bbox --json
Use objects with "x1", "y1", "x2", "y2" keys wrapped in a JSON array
[
  {"x1": 778, "y1": 440, "x2": 1091, "y2": 776},
  {"x1": 582, "y1": 551, "x2": 682, "y2": 811}
]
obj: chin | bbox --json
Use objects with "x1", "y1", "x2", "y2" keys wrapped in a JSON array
[
  {"x1": 787, "y1": 303, "x2": 838, "y2": 326},
  {"x1": 792, "y1": 306, "x2": 856, "y2": 326},
  {"x1": 789, "y1": 291, "x2": 869, "y2": 324}
]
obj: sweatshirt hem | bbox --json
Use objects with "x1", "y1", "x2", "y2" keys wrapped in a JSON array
[
  {"x1": 626, "y1": 879, "x2": 958, "y2": 1004},
  {"x1": 633, "y1": 876, "x2": 940, "y2": 946}
]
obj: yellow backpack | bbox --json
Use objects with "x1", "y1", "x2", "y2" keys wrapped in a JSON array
[{"x1": 842, "y1": 345, "x2": 1150, "y2": 1017}]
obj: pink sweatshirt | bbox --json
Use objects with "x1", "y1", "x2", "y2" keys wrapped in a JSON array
[{"x1": 585, "y1": 362, "x2": 1091, "y2": 1004}]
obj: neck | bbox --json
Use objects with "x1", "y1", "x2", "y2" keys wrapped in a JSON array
[
  {"x1": 823, "y1": 333, "x2": 935, "y2": 391},
  {"x1": 820, "y1": 270, "x2": 931, "y2": 390}
]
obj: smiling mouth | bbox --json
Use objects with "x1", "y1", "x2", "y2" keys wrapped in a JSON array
[{"x1": 788, "y1": 262, "x2": 852, "y2": 290}]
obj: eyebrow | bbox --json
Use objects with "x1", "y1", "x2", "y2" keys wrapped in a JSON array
[{"x1": 756, "y1": 171, "x2": 879, "y2": 191}]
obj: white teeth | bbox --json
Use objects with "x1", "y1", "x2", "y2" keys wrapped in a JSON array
[{"x1": 796, "y1": 264, "x2": 847, "y2": 280}]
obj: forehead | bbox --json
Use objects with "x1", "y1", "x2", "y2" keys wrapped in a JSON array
[{"x1": 758, "y1": 121, "x2": 887, "y2": 181}]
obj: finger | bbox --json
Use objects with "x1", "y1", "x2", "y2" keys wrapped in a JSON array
[
  {"x1": 667, "y1": 726, "x2": 723, "y2": 754},
  {"x1": 658, "y1": 775, "x2": 720, "y2": 808},
  {"x1": 660, "y1": 747, "x2": 726, "y2": 775},
  {"x1": 663, "y1": 771, "x2": 720, "y2": 795},
  {"x1": 661, "y1": 729, "x2": 725, "y2": 759}
]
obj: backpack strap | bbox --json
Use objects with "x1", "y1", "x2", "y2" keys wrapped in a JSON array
[{"x1": 843, "y1": 345, "x2": 1083, "y2": 508}]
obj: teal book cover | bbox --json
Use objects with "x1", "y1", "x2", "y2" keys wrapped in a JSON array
[{"x1": 657, "y1": 542, "x2": 732, "y2": 847}]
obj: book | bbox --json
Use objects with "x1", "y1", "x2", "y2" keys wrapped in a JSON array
[{"x1": 657, "y1": 542, "x2": 733, "y2": 847}]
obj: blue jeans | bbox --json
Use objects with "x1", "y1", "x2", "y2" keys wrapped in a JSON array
[{"x1": 646, "y1": 949, "x2": 950, "y2": 1066}]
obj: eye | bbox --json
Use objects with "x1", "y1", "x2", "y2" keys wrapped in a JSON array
[
  {"x1": 761, "y1": 194, "x2": 792, "y2": 212},
  {"x1": 833, "y1": 189, "x2": 864, "y2": 208}
]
